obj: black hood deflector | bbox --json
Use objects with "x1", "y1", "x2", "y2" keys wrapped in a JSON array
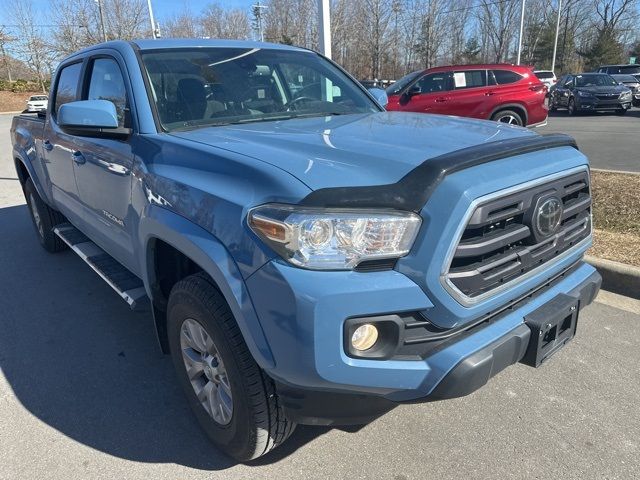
[{"x1": 299, "y1": 133, "x2": 578, "y2": 212}]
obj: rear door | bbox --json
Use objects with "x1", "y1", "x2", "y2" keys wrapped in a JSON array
[
  {"x1": 71, "y1": 53, "x2": 136, "y2": 271},
  {"x1": 398, "y1": 72, "x2": 453, "y2": 114},
  {"x1": 446, "y1": 69, "x2": 489, "y2": 118},
  {"x1": 43, "y1": 61, "x2": 84, "y2": 218}
]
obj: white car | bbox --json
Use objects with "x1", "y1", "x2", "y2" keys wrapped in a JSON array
[
  {"x1": 534, "y1": 70, "x2": 557, "y2": 89},
  {"x1": 26, "y1": 95, "x2": 48, "y2": 112}
]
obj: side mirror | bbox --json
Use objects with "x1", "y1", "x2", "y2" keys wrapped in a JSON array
[
  {"x1": 407, "y1": 85, "x2": 421, "y2": 97},
  {"x1": 58, "y1": 100, "x2": 130, "y2": 138},
  {"x1": 367, "y1": 87, "x2": 388, "y2": 108}
]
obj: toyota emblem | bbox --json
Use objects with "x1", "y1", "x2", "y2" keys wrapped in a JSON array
[{"x1": 535, "y1": 197, "x2": 563, "y2": 237}]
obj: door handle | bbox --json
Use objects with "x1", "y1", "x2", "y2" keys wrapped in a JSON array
[
  {"x1": 485, "y1": 91, "x2": 496, "y2": 96},
  {"x1": 435, "y1": 97, "x2": 447, "y2": 103},
  {"x1": 72, "y1": 151, "x2": 86, "y2": 165},
  {"x1": 43, "y1": 140, "x2": 53, "y2": 151}
]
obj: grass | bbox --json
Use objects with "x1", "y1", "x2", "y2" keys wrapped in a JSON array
[{"x1": 590, "y1": 170, "x2": 640, "y2": 267}]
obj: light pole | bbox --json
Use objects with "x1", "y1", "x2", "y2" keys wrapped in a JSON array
[
  {"x1": 252, "y1": 2, "x2": 267, "y2": 42},
  {"x1": 147, "y1": 0, "x2": 160, "y2": 38},
  {"x1": 550, "y1": 0, "x2": 562, "y2": 73},
  {"x1": 318, "y1": 0, "x2": 331, "y2": 59},
  {"x1": 516, "y1": 0, "x2": 526, "y2": 64},
  {"x1": 96, "y1": 0, "x2": 107, "y2": 42}
]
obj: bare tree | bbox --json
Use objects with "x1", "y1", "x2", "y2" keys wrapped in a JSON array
[
  {"x1": 8, "y1": 0, "x2": 54, "y2": 91},
  {"x1": 477, "y1": 0, "x2": 520, "y2": 63}
]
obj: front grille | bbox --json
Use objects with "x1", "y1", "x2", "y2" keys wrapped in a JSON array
[
  {"x1": 595, "y1": 93, "x2": 620, "y2": 100},
  {"x1": 444, "y1": 169, "x2": 591, "y2": 301}
]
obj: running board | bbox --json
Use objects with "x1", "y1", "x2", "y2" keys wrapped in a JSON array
[{"x1": 54, "y1": 223, "x2": 149, "y2": 311}]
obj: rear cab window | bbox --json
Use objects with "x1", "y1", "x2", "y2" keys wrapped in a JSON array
[{"x1": 53, "y1": 62, "x2": 83, "y2": 118}]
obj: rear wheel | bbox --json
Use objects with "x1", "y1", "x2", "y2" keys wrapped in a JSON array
[
  {"x1": 23, "y1": 177, "x2": 67, "y2": 253},
  {"x1": 167, "y1": 273, "x2": 295, "y2": 461},
  {"x1": 491, "y1": 109, "x2": 524, "y2": 126}
]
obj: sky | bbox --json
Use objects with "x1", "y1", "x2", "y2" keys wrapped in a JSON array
[{"x1": 0, "y1": 0, "x2": 258, "y2": 27}]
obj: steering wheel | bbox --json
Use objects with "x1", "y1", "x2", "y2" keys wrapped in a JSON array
[{"x1": 284, "y1": 96, "x2": 316, "y2": 111}]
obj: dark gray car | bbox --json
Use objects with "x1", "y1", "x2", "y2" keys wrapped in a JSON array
[
  {"x1": 611, "y1": 74, "x2": 640, "y2": 107},
  {"x1": 550, "y1": 73, "x2": 633, "y2": 115}
]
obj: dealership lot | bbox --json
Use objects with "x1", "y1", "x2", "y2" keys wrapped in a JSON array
[
  {"x1": 539, "y1": 109, "x2": 640, "y2": 172},
  {"x1": 0, "y1": 112, "x2": 639, "y2": 479}
]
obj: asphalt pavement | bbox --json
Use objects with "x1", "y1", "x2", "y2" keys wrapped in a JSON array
[
  {"x1": 539, "y1": 108, "x2": 640, "y2": 173},
  {"x1": 1, "y1": 113, "x2": 639, "y2": 479}
]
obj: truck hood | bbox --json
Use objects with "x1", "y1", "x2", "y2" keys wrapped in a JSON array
[{"x1": 170, "y1": 112, "x2": 537, "y2": 190}]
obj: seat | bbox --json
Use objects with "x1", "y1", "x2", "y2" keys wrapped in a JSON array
[{"x1": 176, "y1": 78, "x2": 207, "y2": 122}]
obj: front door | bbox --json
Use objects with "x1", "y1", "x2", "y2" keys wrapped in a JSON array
[
  {"x1": 398, "y1": 72, "x2": 454, "y2": 115},
  {"x1": 71, "y1": 54, "x2": 136, "y2": 271}
]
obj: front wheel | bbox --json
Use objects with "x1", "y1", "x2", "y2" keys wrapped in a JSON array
[
  {"x1": 491, "y1": 109, "x2": 524, "y2": 126},
  {"x1": 167, "y1": 273, "x2": 295, "y2": 461},
  {"x1": 567, "y1": 98, "x2": 577, "y2": 116}
]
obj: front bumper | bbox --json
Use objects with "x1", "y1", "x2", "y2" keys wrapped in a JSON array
[
  {"x1": 272, "y1": 267, "x2": 601, "y2": 425},
  {"x1": 247, "y1": 255, "x2": 601, "y2": 423},
  {"x1": 576, "y1": 96, "x2": 632, "y2": 111}
]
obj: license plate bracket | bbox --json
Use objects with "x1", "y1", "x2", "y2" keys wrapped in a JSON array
[{"x1": 520, "y1": 294, "x2": 579, "y2": 367}]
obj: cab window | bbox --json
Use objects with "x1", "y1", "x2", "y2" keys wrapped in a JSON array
[
  {"x1": 86, "y1": 57, "x2": 129, "y2": 127},
  {"x1": 54, "y1": 62, "x2": 82, "y2": 117}
]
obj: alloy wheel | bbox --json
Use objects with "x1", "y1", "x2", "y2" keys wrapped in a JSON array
[{"x1": 180, "y1": 318, "x2": 233, "y2": 425}]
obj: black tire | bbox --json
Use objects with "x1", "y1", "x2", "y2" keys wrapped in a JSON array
[
  {"x1": 616, "y1": 108, "x2": 627, "y2": 115},
  {"x1": 23, "y1": 177, "x2": 68, "y2": 253},
  {"x1": 567, "y1": 98, "x2": 577, "y2": 116},
  {"x1": 548, "y1": 98, "x2": 556, "y2": 112},
  {"x1": 167, "y1": 273, "x2": 295, "y2": 461},
  {"x1": 491, "y1": 109, "x2": 524, "y2": 126}
]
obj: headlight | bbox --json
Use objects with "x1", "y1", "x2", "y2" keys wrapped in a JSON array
[
  {"x1": 577, "y1": 90, "x2": 593, "y2": 97},
  {"x1": 248, "y1": 204, "x2": 421, "y2": 270}
]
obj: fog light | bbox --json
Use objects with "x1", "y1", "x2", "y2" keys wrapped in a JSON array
[{"x1": 351, "y1": 324, "x2": 379, "y2": 351}]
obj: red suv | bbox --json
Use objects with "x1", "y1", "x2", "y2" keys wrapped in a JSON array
[{"x1": 385, "y1": 64, "x2": 548, "y2": 127}]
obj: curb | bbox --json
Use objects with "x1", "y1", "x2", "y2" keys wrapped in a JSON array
[
  {"x1": 591, "y1": 168, "x2": 640, "y2": 176},
  {"x1": 0, "y1": 110, "x2": 23, "y2": 115},
  {"x1": 585, "y1": 255, "x2": 640, "y2": 300}
]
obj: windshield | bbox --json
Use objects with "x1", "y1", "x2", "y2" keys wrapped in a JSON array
[
  {"x1": 30, "y1": 96, "x2": 47, "y2": 101},
  {"x1": 140, "y1": 47, "x2": 379, "y2": 131},
  {"x1": 611, "y1": 74, "x2": 638, "y2": 83},
  {"x1": 612, "y1": 65, "x2": 640, "y2": 75},
  {"x1": 535, "y1": 71, "x2": 554, "y2": 79},
  {"x1": 575, "y1": 74, "x2": 618, "y2": 87},
  {"x1": 386, "y1": 71, "x2": 421, "y2": 95}
]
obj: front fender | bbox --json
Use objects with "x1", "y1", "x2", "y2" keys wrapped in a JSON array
[{"x1": 139, "y1": 205, "x2": 275, "y2": 369}]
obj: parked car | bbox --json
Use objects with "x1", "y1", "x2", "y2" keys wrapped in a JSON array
[
  {"x1": 550, "y1": 73, "x2": 633, "y2": 115},
  {"x1": 25, "y1": 95, "x2": 48, "y2": 112},
  {"x1": 534, "y1": 70, "x2": 557, "y2": 89},
  {"x1": 11, "y1": 39, "x2": 600, "y2": 461},
  {"x1": 597, "y1": 64, "x2": 640, "y2": 81},
  {"x1": 386, "y1": 64, "x2": 548, "y2": 127},
  {"x1": 611, "y1": 74, "x2": 640, "y2": 107}
]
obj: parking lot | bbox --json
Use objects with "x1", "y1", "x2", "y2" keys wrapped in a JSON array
[
  {"x1": 539, "y1": 109, "x2": 640, "y2": 173},
  {"x1": 0, "y1": 111, "x2": 639, "y2": 480}
]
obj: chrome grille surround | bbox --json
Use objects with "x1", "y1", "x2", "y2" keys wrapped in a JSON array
[{"x1": 440, "y1": 166, "x2": 592, "y2": 307}]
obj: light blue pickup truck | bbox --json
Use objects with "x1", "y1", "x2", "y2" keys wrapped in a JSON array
[{"x1": 11, "y1": 39, "x2": 601, "y2": 461}]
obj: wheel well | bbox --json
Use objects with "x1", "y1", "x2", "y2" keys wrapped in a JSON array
[
  {"x1": 15, "y1": 158, "x2": 29, "y2": 186},
  {"x1": 491, "y1": 104, "x2": 528, "y2": 125},
  {"x1": 149, "y1": 238, "x2": 205, "y2": 353},
  {"x1": 151, "y1": 238, "x2": 204, "y2": 309}
]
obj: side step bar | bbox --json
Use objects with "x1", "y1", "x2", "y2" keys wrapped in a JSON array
[{"x1": 54, "y1": 223, "x2": 149, "y2": 311}]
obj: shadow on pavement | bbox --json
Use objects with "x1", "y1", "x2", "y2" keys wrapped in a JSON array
[
  {"x1": 547, "y1": 108, "x2": 640, "y2": 118},
  {"x1": 0, "y1": 204, "x2": 331, "y2": 469}
]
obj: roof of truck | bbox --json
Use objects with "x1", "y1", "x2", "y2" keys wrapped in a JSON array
[{"x1": 132, "y1": 38, "x2": 308, "y2": 52}]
